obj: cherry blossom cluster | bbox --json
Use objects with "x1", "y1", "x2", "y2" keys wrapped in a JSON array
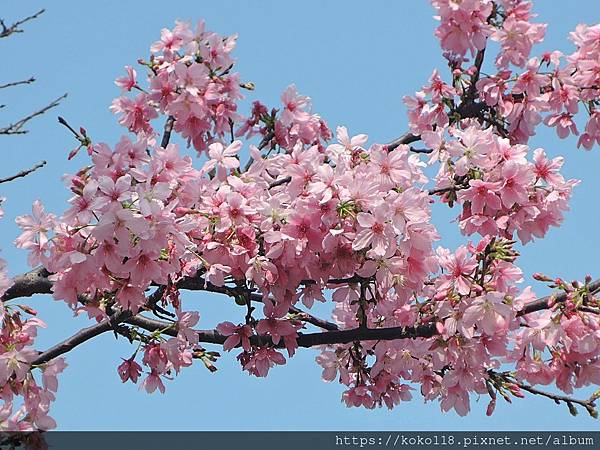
[
  {"x1": 0, "y1": 201, "x2": 11, "y2": 298},
  {"x1": 427, "y1": 0, "x2": 599, "y2": 148},
  {"x1": 511, "y1": 275, "x2": 600, "y2": 400},
  {"x1": 236, "y1": 85, "x2": 332, "y2": 152},
  {"x1": 2, "y1": 0, "x2": 600, "y2": 430},
  {"x1": 318, "y1": 238, "x2": 600, "y2": 415},
  {"x1": 431, "y1": 0, "x2": 546, "y2": 66},
  {"x1": 0, "y1": 201, "x2": 67, "y2": 430},
  {"x1": 425, "y1": 124, "x2": 578, "y2": 244},
  {"x1": 0, "y1": 304, "x2": 66, "y2": 430},
  {"x1": 110, "y1": 20, "x2": 243, "y2": 154}
]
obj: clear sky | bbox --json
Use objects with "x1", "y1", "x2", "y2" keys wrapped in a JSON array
[{"x1": 1, "y1": 0, "x2": 600, "y2": 431}]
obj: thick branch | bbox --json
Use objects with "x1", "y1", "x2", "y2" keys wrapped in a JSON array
[
  {"x1": 385, "y1": 132, "x2": 421, "y2": 151},
  {"x1": 160, "y1": 115, "x2": 175, "y2": 148},
  {"x1": 2, "y1": 267, "x2": 52, "y2": 301},
  {"x1": 8, "y1": 267, "x2": 600, "y2": 366},
  {"x1": 0, "y1": 160, "x2": 46, "y2": 184},
  {"x1": 126, "y1": 315, "x2": 436, "y2": 348}
]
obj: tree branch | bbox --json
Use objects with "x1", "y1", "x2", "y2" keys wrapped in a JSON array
[
  {"x1": 517, "y1": 278, "x2": 600, "y2": 316},
  {"x1": 385, "y1": 132, "x2": 421, "y2": 151},
  {"x1": 1, "y1": 267, "x2": 52, "y2": 301},
  {"x1": 0, "y1": 160, "x2": 46, "y2": 184},
  {"x1": 126, "y1": 315, "x2": 436, "y2": 348},
  {"x1": 160, "y1": 115, "x2": 175, "y2": 148},
  {"x1": 8, "y1": 267, "x2": 600, "y2": 367},
  {"x1": 0, "y1": 9, "x2": 45, "y2": 39},
  {"x1": 0, "y1": 94, "x2": 67, "y2": 135},
  {"x1": 513, "y1": 378, "x2": 598, "y2": 418},
  {"x1": 0, "y1": 77, "x2": 35, "y2": 90},
  {"x1": 32, "y1": 310, "x2": 133, "y2": 366}
]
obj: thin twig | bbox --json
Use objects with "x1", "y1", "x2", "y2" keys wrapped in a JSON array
[
  {"x1": 0, "y1": 77, "x2": 35, "y2": 90},
  {"x1": 0, "y1": 94, "x2": 67, "y2": 135},
  {"x1": 514, "y1": 379, "x2": 597, "y2": 418},
  {"x1": 0, "y1": 9, "x2": 45, "y2": 39},
  {"x1": 0, "y1": 160, "x2": 46, "y2": 184},
  {"x1": 32, "y1": 310, "x2": 133, "y2": 366}
]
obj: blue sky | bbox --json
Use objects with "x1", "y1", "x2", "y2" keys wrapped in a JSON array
[{"x1": 1, "y1": 0, "x2": 600, "y2": 431}]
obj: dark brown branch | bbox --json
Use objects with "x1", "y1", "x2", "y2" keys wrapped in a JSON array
[
  {"x1": 175, "y1": 275, "x2": 339, "y2": 331},
  {"x1": 385, "y1": 132, "x2": 421, "y2": 151},
  {"x1": 0, "y1": 77, "x2": 35, "y2": 90},
  {"x1": 517, "y1": 279, "x2": 600, "y2": 317},
  {"x1": 0, "y1": 9, "x2": 45, "y2": 39},
  {"x1": 288, "y1": 305, "x2": 339, "y2": 331},
  {"x1": 465, "y1": 48, "x2": 486, "y2": 102},
  {"x1": 268, "y1": 176, "x2": 291, "y2": 190},
  {"x1": 8, "y1": 267, "x2": 600, "y2": 366},
  {"x1": 0, "y1": 160, "x2": 46, "y2": 184},
  {"x1": 32, "y1": 310, "x2": 133, "y2": 366},
  {"x1": 428, "y1": 185, "x2": 459, "y2": 196},
  {"x1": 1, "y1": 267, "x2": 52, "y2": 301},
  {"x1": 57, "y1": 116, "x2": 86, "y2": 144},
  {"x1": 0, "y1": 94, "x2": 67, "y2": 135},
  {"x1": 126, "y1": 315, "x2": 436, "y2": 348},
  {"x1": 160, "y1": 115, "x2": 175, "y2": 148}
]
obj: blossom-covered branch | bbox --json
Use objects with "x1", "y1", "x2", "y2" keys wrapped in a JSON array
[{"x1": 2, "y1": 0, "x2": 600, "y2": 430}]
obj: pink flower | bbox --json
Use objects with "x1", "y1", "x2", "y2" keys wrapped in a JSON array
[
  {"x1": 342, "y1": 385, "x2": 374, "y2": 408},
  {"x1": 462, "y1": 292, "x2": 514, "y2": 336},
  {"x1": 544, "y1": 113, "x2": 579, "y2": 139},
  {"x1": 97, "y1": 174, "x2": 132, "y2": 210},
  {"x1": 256, "y1": 317, "x2": 297, "y2": 345},
  {"x1": 203, "y1": 140, "x2": 242, "y2": 180},
  {"x1": 447, "y1": 127, "x2": 493, "y2": 176},
  {"x1": 115, "y1": 66, "x2": 137, "y2": 92},
  {"x1": 117, "y1": 357, "x2": 142, "y2": 384},
  {"x1": 499, "y1": 161, "x2": 534, "y2": 208},
  {"x1": 532, "y1": 148, "x2": 564, "y2": 186},
  {"x1": 352, "y1": 208, "x2": 397, "y2": 258},
  {"x1": 241, "y1": 347, "x2": 286, "y2": 377},
  {"x1": 437, "y1": 246, "x2": 478, "y2": 296},
  {"x1": 173, "y1": 62, "x2": 209, "y2": 96},
  {"x1": 423, "y1": 69, "x2": 456, "y2": 103},
  {"x1": 327, "y1": 126, "x2": 368, "y2": 155},
  {"x1": 280, "y1": 85, "x2": 311, "y2": 125},
  {"x1": 0, "y1": 348, "x2": 37, "y2": 384},
  {"x1": 15, "y1": 200, "x2": 55, "y2": 249},
  {"x1": 217, "y1": 322, "x2": 252, "y2": 351},
  {"x1": 141, "y1": 371, "x2": 166, "y2": 394},
  {"x1": 177, "y1": 310, "x2": 200, "y2": 345},
  {"x1": 110, "y1": 93, "x2": 158, "y2": 134},
  {"x1": 458, "y1": 180, "x2": 502, "y2": 215}
]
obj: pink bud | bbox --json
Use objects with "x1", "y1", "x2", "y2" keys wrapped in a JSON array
[
  {"x1": 508, "y1": 383, "x2": 524, "y2": 398},
  {"x1": 532, "y1": 272, "x2": 551, "y2": 282},
  {"x1": 67, "y1": 146, "x2": 81, "y2": 160}
]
